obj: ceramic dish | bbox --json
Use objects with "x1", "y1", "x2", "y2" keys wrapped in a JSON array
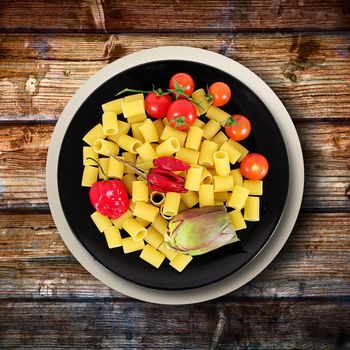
[{"x1": 46, "y1": 47, "x2": 304, "y2": 304}]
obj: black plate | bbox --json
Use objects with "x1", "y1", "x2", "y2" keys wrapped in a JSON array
[{"x1": 58, "y1": 60, "x2": 289, "y2": 290}]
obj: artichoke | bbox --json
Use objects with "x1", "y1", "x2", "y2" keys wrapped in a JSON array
[{"x1": 164, "y1": 206, "x2": 239, "y2": 256}]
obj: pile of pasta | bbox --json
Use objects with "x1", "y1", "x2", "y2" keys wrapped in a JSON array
[{"x1": 81, "y1": 90, "x2": 263, "y2": 272}]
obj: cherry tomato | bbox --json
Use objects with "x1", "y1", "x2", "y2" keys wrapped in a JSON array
[
  {"x1": 225, "y1": 114, "x2": 251, "y2": 141},
  {"x1": 169, "y1": 73, "x2": 195, "y2": 99},
  {"x1": 240, "y1": 153, "x2": 269, "y2": 180},
  {"x1": 166, "y1": 100, "x2": 197, "y2": 131},
  {"x1": 208, "y1": 82, "x2": 231, "y2": 107},
  {"x1": 145, "y1": 92, "x2": 172, "y2": 119}
]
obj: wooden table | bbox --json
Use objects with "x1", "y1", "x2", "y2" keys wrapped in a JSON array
[{"x1": 1, "y1": 1, "x2": 349, "y2": 348}]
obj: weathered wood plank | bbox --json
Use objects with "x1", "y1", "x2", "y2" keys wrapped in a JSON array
[
  {"x1": 0, "y1": 213, "x2": 349, "y2": 299},
  {"x1": 0, "y1": 122, "x2": 349, "y2": 210},
  {"x1": 0, "y1": 300, "x2": 348, "y2": 349},
  {"x1": 0, "y1": 0, "x2": 349, "y2": 33},
  {"x1": 0, "y1": 33, "x2": 350, "y2": 122}
]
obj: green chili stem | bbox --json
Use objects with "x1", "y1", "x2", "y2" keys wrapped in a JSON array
[{"x1": 86, "y1": 157, "x2": 109, "y2": 180}]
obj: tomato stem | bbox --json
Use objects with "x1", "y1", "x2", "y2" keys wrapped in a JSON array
[
  {"x1": 116, "y1": 88, "x2": 153, "y2": 96},
  {"x1": 87, "y1": 157, "x2": 109, "y2": 181},
  {"x1": 224, "y1": 115, "x2": 239, "y2": 127},
  {"x1": 171, "y1": 116, "x2": 190, "y2": 130}
]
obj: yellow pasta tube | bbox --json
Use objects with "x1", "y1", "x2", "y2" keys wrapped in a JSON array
[
  {"x1": 122, "y1": 217, "x2": 147, "y2": 241},
  {"x1": 140, "y1": 244, "x2": 165, "y2": 268},
  {"x1": 163, "y1": 192, "x2": 181, "y2": 217},
  {"x1": 136, "y1": 156, "x2": 153, "y2": 170},
  {"x1": 102, "y1": 98, "x2": 123, "y2": 114},
  {"x1": 122, "y1": 99, "x2": 145, "y2": 119},
  {"x1": 132, "y1": 181, "x2": 149, "y2": 203},
  {"x1": 135, "y1": 217, "x2": 151, "y2": 227},
  {"x1": 211, "y1": 131, "x2": 228, "y2": 148},
  {"x1": 83, "y1": 123, "x2": 106, "y2": 146},
  {"x1": 123, "y1": 173, "x2": 137, "y2": 195},
  {"x1": 103, "y1": 226, "x2": 122, "y2": 248},
  {"x1": 181, "y1": 191, "x2": 199, "y2": 208},
  {"x1": 98, "y1": 157, "x2": 109, "y2": 180},
  {"x1": 193, "y1": 118, "x2": 206, "y2": 128},
  {"x1": 228, "y1": 139, "x2": 249, "y2": 161},
  {"x1": 150, "y1": 192, "x2": 165, "y2": 207},
  {"x1": 184, "y1": 165, "x2": 203, "y2": 191},
  {"x1": 191, "y1": 88, "x2": 210, "y2": 115},
  {"x1": 201, "y1": 166, "x2": 213, "y2": 184},
  {"x1": 169, "y1": 252, "x2": 193, "y2": 272},
  {"x1": 199, "y1": 184, "x2": 214, "y2": 207},
  {"x1": 136, "y1": 142, "x2": 157, "y2": 162},
  {"x1": 244, "y1": 196, "x2": 260, "y2": 221},
  {"x1": 158, "y1": 242, "x2": 178, "y2": 261},
  {"x1": 243, "y1": 180, "x2": 263, "y2": 196},
  {"x1": 230, "y1": 169, "x2": 243, "y2": 186},
  {"x1": 93, "y1": 139, "x2": 119, "y2": 157},
  {"x1": 133, "y1": 202, "x2": 159, "y2": 222},
  {"x1": 162, "y1": 117, "x2": 170, "y2": 126},
  {"x1": 83, "y1": 146, "x2": 98, "y2": 166},
  {"x1": 156, "y1": 137, "x2": 180, "y2": 156},
  {"x1": 179, "y1": 200, "x2": 189, "y2": 212},
  {"x1": 122, "y1": 237, "x2": 145, "y2": 254},
  {"x1": 111, "y1": 209, "x2": 133, "y2": 229},
  {"x1": 117, "y1": 134, "x2": 142, "y2": 154},
  {"x1": 228, "y1": 210, "x2": 247, "y2": 231},
  {"x1": 102, "y1": 111, "x2": 118, "y2": 136},
  {"x1": 108, "y1": 156, "x2": 124, "y2": 179},
  {"x1": 198, "y1": 140, "x2": 218, "y2": 166},
  {"x1": 213, "y1": 175, "x2": 234, "y2": 192},
  {"x1": 219, "y1": 141, "x2": 241, "y2": 164},
  {"x1": 131, "y1": 122, "x2": 144, "y2": 142},
  {"x1": 160, "y1": 125, "x2": 187, "y2": 147},
  {"x1": 160, "y1": 206, "x2": 173, "y2": 220},
  {"x1": 185, "y1": 126, "x2": 204, "y2": 150},
  {"x1": 213, "y1": 151, "x2": 230, "y2": 176},
  {"x1": 122, "y1": 152, "x2": 137, "y2": 174},
  {"x1": 151, "y1": 216, "x2": 168, "y2": 237},
  {"x1": 144, "y1": 226, "x2": 164, "y2": 249},
  {"x1": 139, "y1": 119, "x2": 159, "y2": 143},
  {"x1": 202, "y1": 120, "x2": 221, "y2": 140},
  {"x1": 176, "y1": 147, "x2": 200, "y2": 165},
  {"x1": 124, "y1": 93, "x2": 144, "y2": 102},
  {"x1": 206, "y1": 105, "x2": 230, "y2": 124},
  {"x1": 153, "y1": 119, "x2": 165, "y2": 138},
  {"x1": 214, "y1": 191, "x2": 228, "y2": 202},
  {"x1": 227, "y1": 185, "x2": 250, "y2": 210},
  {"x1": 108, "y1": 120, "x2": 131, "y2": 143},
  {"x1": 91, "y1": 211, "x2": 112, "y2": 233},
  {"x1": 81, "y1": 165, "x2": 99, "y2": 187}
]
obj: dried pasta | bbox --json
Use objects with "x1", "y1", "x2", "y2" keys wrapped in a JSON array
[
  {"x1": 140, "y1": 244, "x2": 165, "y2": 268},
  {"x1": 102, "y1": 111, "x2": 118, "y2": 136}
]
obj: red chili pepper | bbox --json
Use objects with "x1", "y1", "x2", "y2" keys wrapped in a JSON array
[
  {"x1": 87, "y1": 157, "x2": 129, "y2": 219},
  {"x1": 89, "y1": 179, "x2": 129, "y2": 219},
  {"x1": 147, "y1": 168, "x2": 188, "y2": 193},
  {"x1": 153, "y1": 156, "x2": 191, "y2": 171}
]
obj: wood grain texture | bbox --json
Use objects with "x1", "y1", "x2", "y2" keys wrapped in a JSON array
[
  {"x1": 0, "y1": 122, "x2": 349, "y2": 210},
  {"x1": 0, "y1": 300, "x2": 349, "y2": 349},
  {"x1": 0, "y1": 213, "x2": 349, "y2": 299},
  {"x1": 0, "y1": 0, "x2": 349, "y2": 33},
  {"x1": 0, "y1": 33, "x2": 349, "y2": 122}
]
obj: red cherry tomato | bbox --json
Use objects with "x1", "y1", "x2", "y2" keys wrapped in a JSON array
[
  {"x1": 240, "y1": 153, "x2": 269, "y2": 180},
  {"x1": 208, "y1": 82, "x2": 231, "y2": 107},
  {"x1": 169, "y1": 73, "x2": 195, "y2": 99},
  {"x1": 145, "y1": 92, "x2": 172, "y2": 119},
  {"x1": 166, "y1": 100, "x2": 197, "y2": 131},
  {"x1": 225, "y1": 115, "x2": 251, "y2": 141}
]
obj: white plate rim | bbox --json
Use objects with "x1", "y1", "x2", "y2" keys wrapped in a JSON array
[{"x1": 46, "y1": 46, "x2": 304, "y2": 305}]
